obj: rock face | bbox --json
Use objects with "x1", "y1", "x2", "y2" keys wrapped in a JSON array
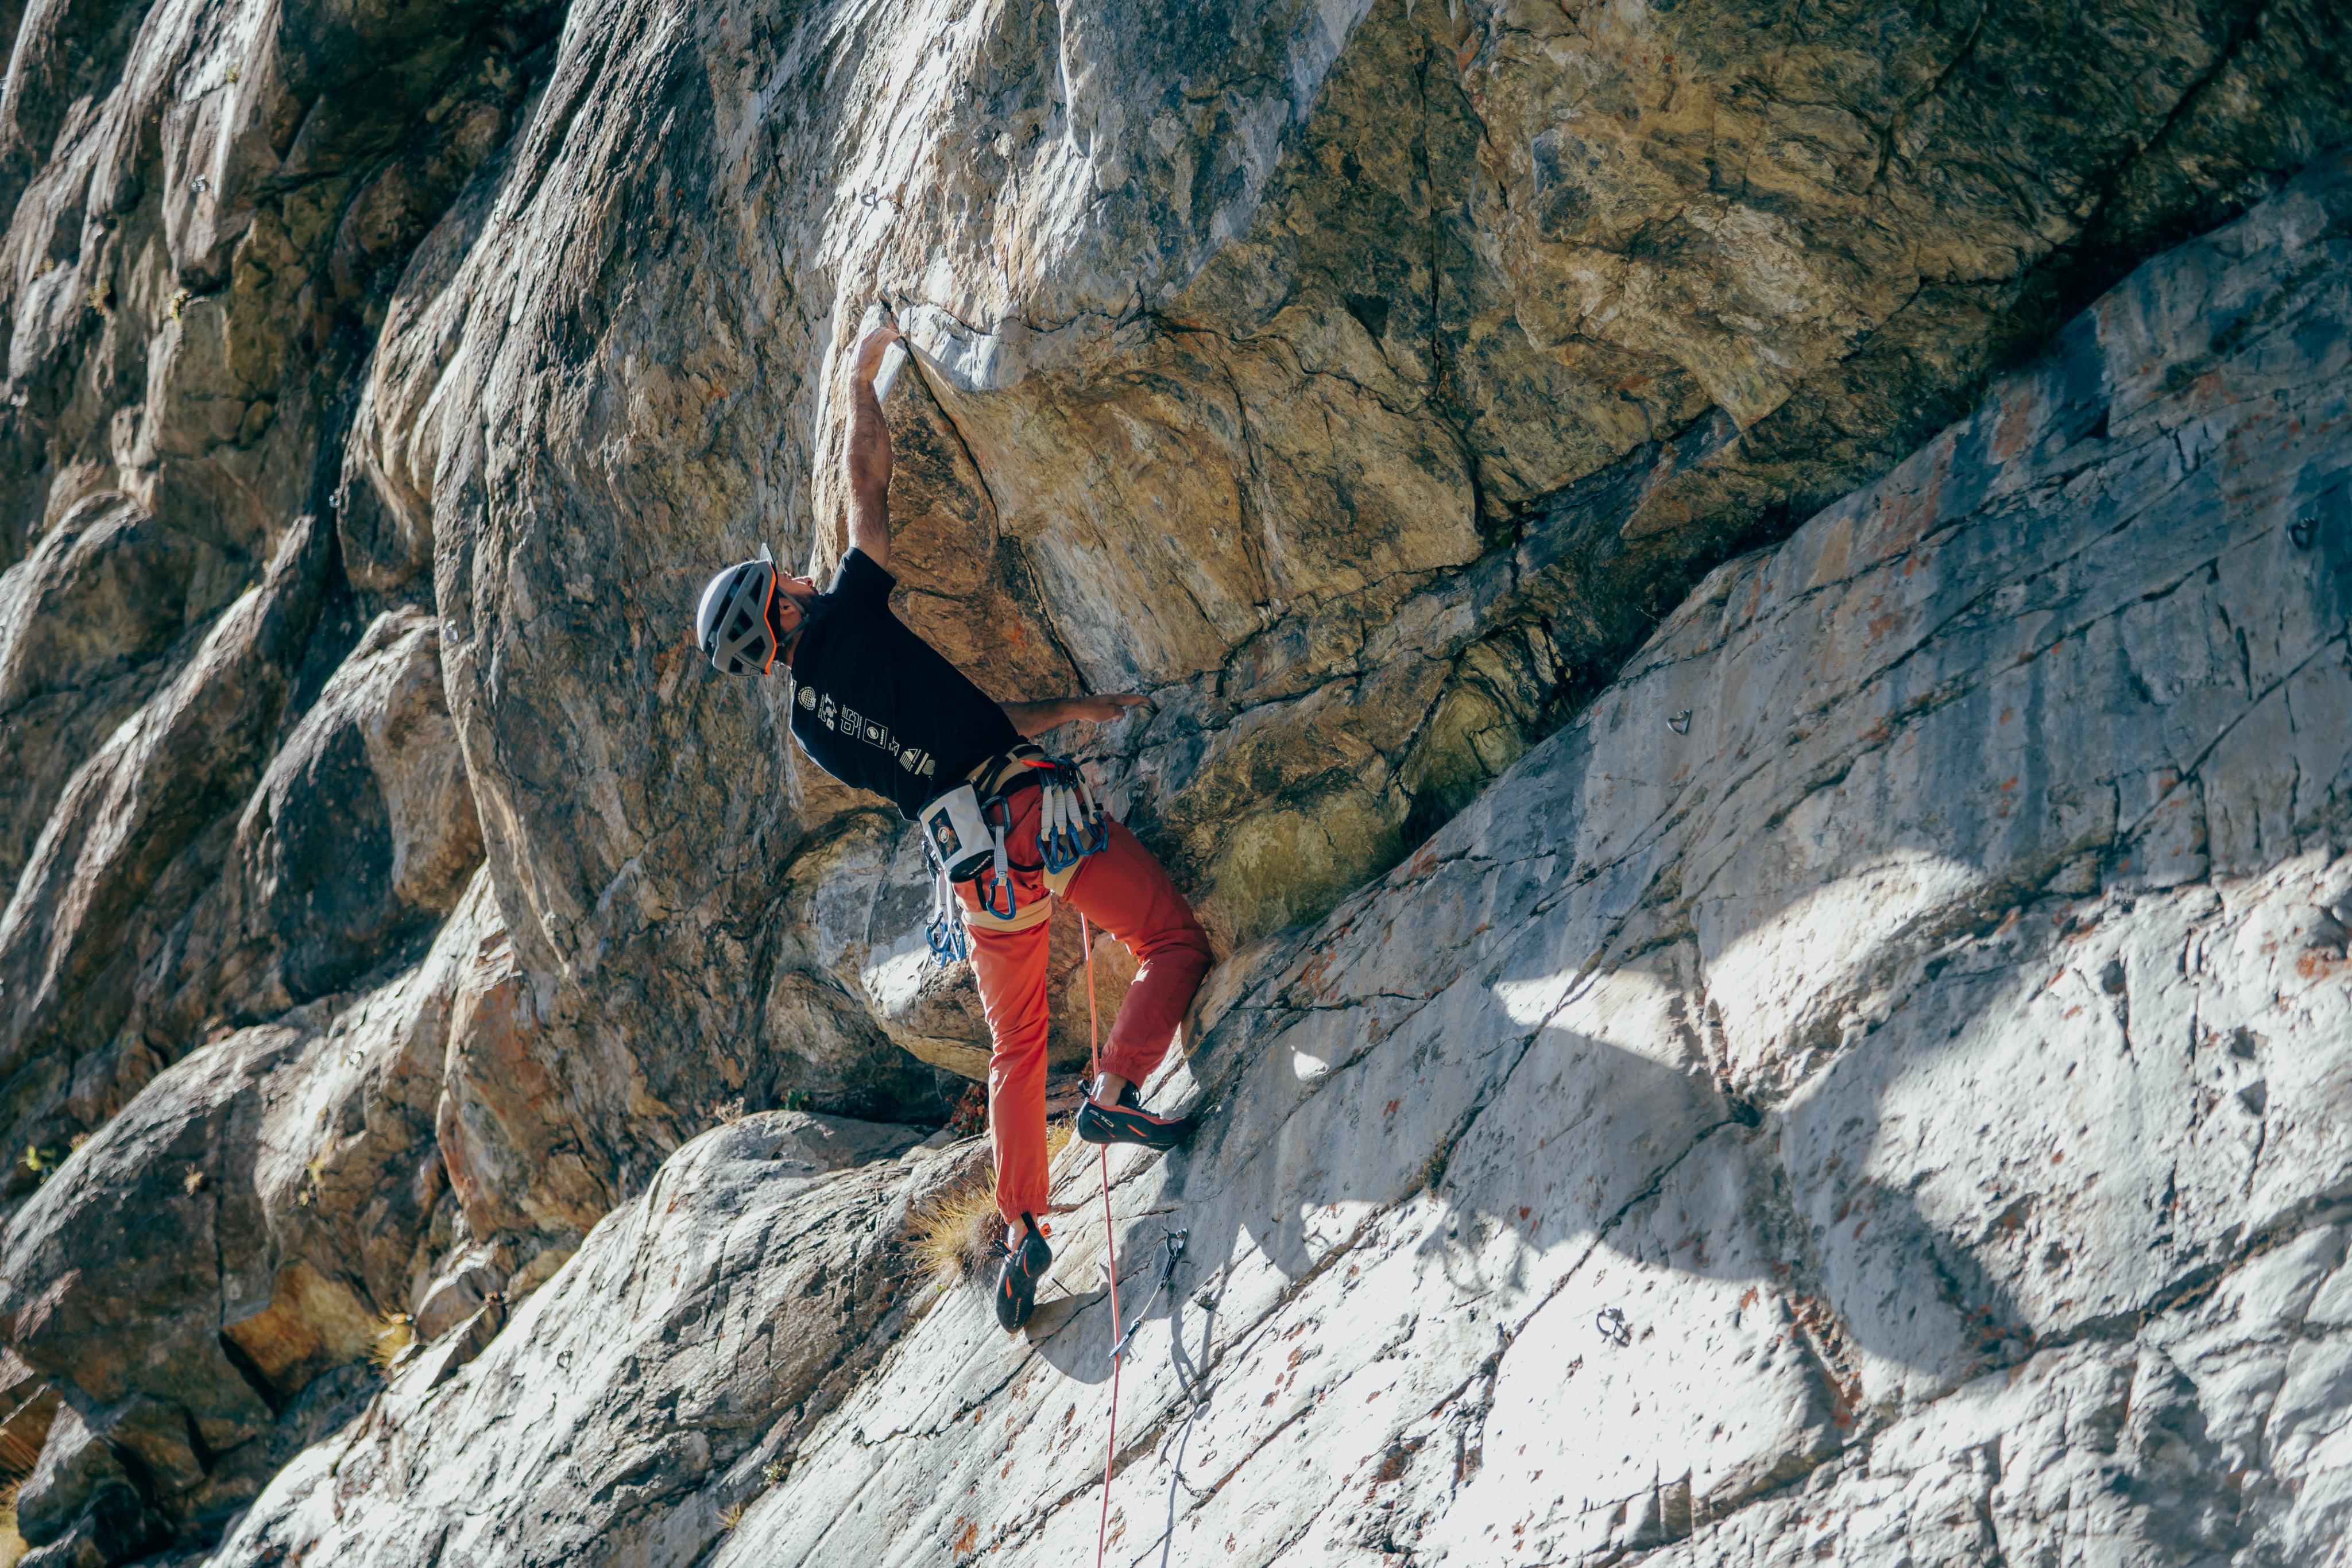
[
  {"x1": 211, "y1": 155, "x2": 2352, "y2": 1566},
  {"x1": 207, "y1": 1110, "x2": 937, "y2": 1568},
  {"x1": 0, "y1": 0, "x2": 2348, "y2": 1560}
]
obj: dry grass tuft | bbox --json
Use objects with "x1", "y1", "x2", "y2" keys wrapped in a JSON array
[
  {"x1": 911, "y1": 1122, "x2": 1072, "y2": 1286},
  {"x1": 912, "y1": 1176, "x2": 1003, "y2": 1285},
  {"x1": 719, "y1": 1504, "x2": 745, "y2": 1530},
  {"x1": 1, "y1": 1479, "x2": 26, "y2": 1568},
  {"x1": 369, "y1": 1311, "x2": 414, "y2": 1370}
]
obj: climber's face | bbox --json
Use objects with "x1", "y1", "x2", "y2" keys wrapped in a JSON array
[{"x1": 768, "y1": 574, "x2": 818, "y2": 659}]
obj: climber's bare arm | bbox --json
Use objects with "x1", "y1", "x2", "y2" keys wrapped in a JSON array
[
  {"x1": 1001, "y1": 694, "x2": 1152, "y2": 738},
  {"x1": 845, "y1": 322, "x2": 901, "y2": 571}
]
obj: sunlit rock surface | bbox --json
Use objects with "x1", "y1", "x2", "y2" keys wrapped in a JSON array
[
  {"x1": 1, "y1": 0, "x2": 2349, "y2": 1557},
  {"x1": 209, "y1": 153, "x2": 2352, "y2": 1566}
]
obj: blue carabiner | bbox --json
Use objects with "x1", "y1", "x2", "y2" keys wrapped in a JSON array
[
  {"x1": 927, "y1": 913, "x2": 969, "y2": 964},
  {"x1": 977, "y1": 870, "x2": 1016, "y2": 921},
  {"x1": 1046, "y1": 765, "x2": 1107, "y2": 871},
  {"x1": 1070, "y1": 765, "x2": 1108, "y2": 859},
  {"x1": 1040, "y1": 810, "x2": 1077, "y2": 873}
]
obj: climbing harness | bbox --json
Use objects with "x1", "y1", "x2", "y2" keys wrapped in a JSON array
[
  {"x1": 919, "y1": 748, "x2": 1111, "y2": 966},
  {"x1": 1084, "y1": 915, "x2": 1125, "y2": 1568}
]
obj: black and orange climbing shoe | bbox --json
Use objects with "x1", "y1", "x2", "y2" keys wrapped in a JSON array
[
  {"x1": 995, "y1": 1215, "x2": 1053, "y2": 1333},
  {"x1": 1075, "y1": 1085, "x2": 1196, "y2": 1152}
]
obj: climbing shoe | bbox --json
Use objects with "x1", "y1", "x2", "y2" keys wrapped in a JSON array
[
  {"x1": 1075, "y1": 1085, "x2": 1196, "y2": 1151},
  {"x1": 995, "y1": 1216, "x2": 1053, "y2": 1333}
]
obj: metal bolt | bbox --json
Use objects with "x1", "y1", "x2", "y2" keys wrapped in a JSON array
[
  {"x1": 2290, "y1": 517, "x2": 2317, "y2": 549},
  {"x1": 1596, "y1": 1305, "x2": 1630, "y2": 1345},
  {"x1": 1668, "y1": 710, "x2": 1692, "y2": 734},
  {"x1": 192, "y1": 176, "x2": 209, "y2": 195}
]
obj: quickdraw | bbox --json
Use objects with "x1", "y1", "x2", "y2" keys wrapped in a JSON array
[
  {"x1": 977, "y1": 812, "x2": 1018, "y2": 920},
  {"x1": 1596, "y1": 1304, "x2": 1631, "y2": 1346},
  {"x1": 1035, "y1": 760, "x2": 1109, "y2": 873},
  {"x1": 1108, "y1": 1230, "x2": 1187, "y2": 1365},
  {"x1": 924, "y1": 862, "x2": 969, "y2": 964}
]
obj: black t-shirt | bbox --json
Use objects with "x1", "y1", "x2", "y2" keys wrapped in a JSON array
[{"x1": 786, "y1": 549, "x2": 1020, "y2": 818}]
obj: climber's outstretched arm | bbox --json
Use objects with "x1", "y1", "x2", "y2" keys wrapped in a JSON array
[
  {"x1": 1001, "y1": 694, "x2": 1152, "y2": 737},
  {"x1": 845, "y1": 320, "x2": 901, "y2": 570}
]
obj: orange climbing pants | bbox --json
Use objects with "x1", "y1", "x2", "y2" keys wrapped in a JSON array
[{"x1": 957, "y1": 783, "x2": 1213, "y2": 1229}]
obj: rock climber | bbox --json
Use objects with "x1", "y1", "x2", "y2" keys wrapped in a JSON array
[{"x1": 692, "y1": 318, "x2": 1214, "y2": 1333}]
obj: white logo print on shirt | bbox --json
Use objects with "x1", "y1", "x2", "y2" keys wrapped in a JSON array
[{"x1": 800, "y1": 687, "x2": 935, "y2": 776}]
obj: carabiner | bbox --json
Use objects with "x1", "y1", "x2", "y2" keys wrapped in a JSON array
[
  {"x1": 927, "y1": 912, "x2": 970, "y2": 963},
  {"x1": 1073, "y1": 771, "x2": 1108, "y2": 857},
  {"x1": 923, "y1": 858, "x2": 969, "y2": 965},
  {"x1": 977, "y1": 868, "x2": 1017, "y2": 921},
  {"x1": 1039, "y1": 782, "x2": 1077, "y2": 872}
]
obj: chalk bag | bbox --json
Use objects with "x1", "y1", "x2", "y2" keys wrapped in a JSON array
[{"x1": 916, "y1": 784, "x2": 1020, "y2": 961}]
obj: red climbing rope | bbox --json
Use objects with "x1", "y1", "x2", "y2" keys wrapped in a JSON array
[{"x1": 1083, "y1": 914, "x2": 1124, "y2": 1568}]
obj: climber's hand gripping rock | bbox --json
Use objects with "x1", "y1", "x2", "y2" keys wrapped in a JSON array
[{"x1": 1001, "y1": 692, "x2": 1153, "y2": 736}]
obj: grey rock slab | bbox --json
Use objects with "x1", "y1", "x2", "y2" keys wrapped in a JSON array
[
  {"x1": 672, "y1": 150, "x2": 2352, "y2": 1568},
  {"x1": 130, "y1": 604, "x2": 483, "y2": 1047},
  {"x1": 1632, "y1": 1225, "x2": 2352, "y2": 1568},
  {"x1": 0, "y1": 0, "x2": 2345, "y2": 1562},
  {"x1": 1782, "y1": 846, "x2": 2352, "y2": 1407},
  {"x1": 207, "y1": 1112, "x2": 930, "y2": 1568},
  {"x1": 0, "y1": 890, "x2": 488, "y2": 1541},
  {"x1": 0, "y1": 515, "x2": 330, "y2": 1203},
  {"x1": 0, "y1": 492, "x2": 238, "y2": 891}
]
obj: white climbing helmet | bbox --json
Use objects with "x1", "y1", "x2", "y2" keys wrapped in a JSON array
[{"x1": 695, "y1": 544, "x2": 780, "y2": 676}]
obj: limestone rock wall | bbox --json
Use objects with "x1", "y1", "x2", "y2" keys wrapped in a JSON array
[
  {"x1": 216, "y1": 152, "x2": 2352, "y2": 1566},
  {"x1": 0, "y1": 0, "x2": 2347, "y2": 1561}
]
